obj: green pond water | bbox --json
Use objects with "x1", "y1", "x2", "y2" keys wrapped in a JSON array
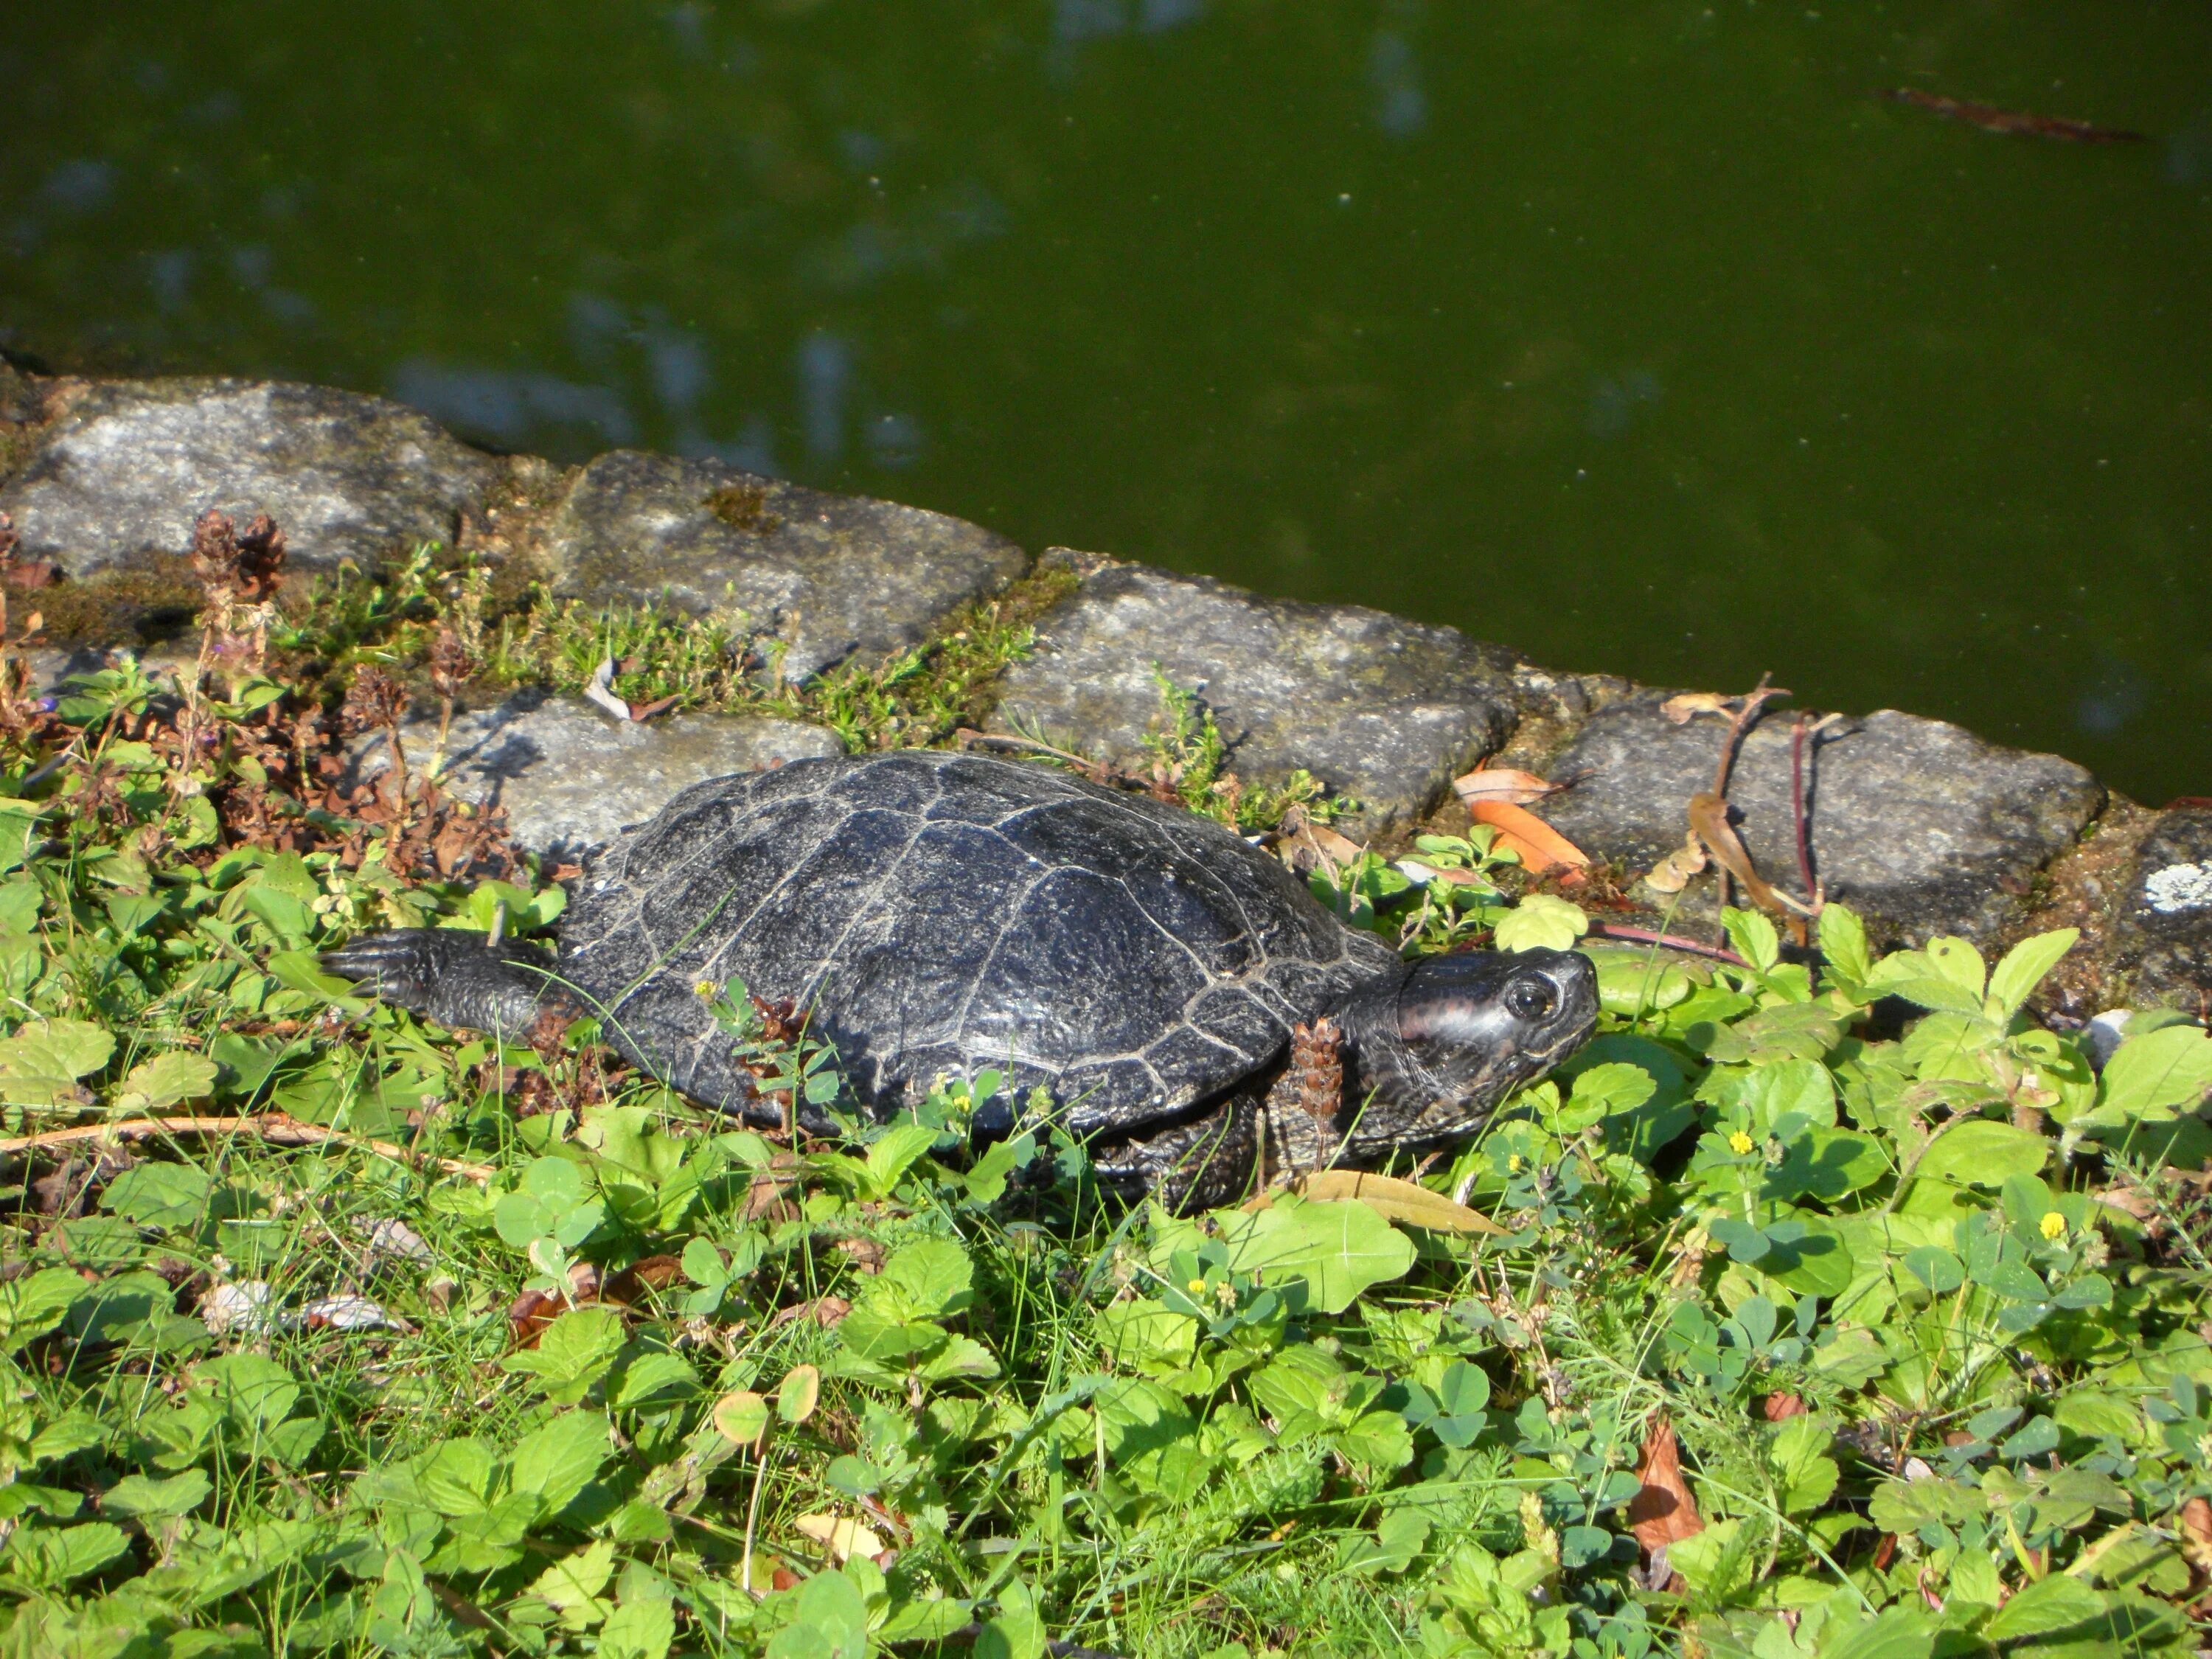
[{"x1": 3, "y1": 1, "x2": 2208, "y2": 801}]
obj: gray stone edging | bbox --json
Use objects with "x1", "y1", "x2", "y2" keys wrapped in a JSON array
[{"x1": 1, "y1": 365, "x2": 2203, "y2": 1010}]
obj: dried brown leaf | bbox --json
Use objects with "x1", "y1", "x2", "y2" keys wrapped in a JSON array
[
  {"x1": 1451, "y1": 767, "x2": 1559, "y2": 807},
  {"x1": 795, "y1": 1512, "x2": 887, "y2": 1565},
  {"x1": 1628, "y1": 1416, "x2": 1705, "y2": 1555},
  {"x1": 1686, "y1": 791, "x2": 1786, "y2": 914},
  {"x1": 1641, "y1": 835, "x2": 1708, "y2": 896},
  {"x1": 1660, "y1": 692, "x2": 1733, "y2": 724}
]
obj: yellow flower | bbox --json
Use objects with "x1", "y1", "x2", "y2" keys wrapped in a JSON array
[
  {"x1": 694, "y1": 980, "x2": 717, "y2": 998},
  {"x1": 1507, "y1": 1154, "x2": 1525, "y2": 1174},
  {"x1": 1187, "y1": 1277, "x2": 1208, "y2": 1296},
  {"x1": 1728, "y1": 1130, "x2": 1755, "y2": 1156},
  {"x1": 2039, "y1": 1211, "x2": 2067, "y2": 1242}
]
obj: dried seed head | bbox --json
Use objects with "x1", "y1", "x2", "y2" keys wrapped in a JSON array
[
  {"x1": 190, "y1": 509, "x2": 241, "y2": 597},
  {"x1": 341, "y1": 665, "x2": 409, "y2": 736},
  {"x1": 233, "y1": 514, "x2": 288, "y2": 602},
  {"x1": 428, "y1": 623, "x2": 479, "y2": 698}
]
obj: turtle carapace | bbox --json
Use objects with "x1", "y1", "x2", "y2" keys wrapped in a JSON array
[{"x1": 324, "y1": 751, "x2": 1597, "y2": 1208}]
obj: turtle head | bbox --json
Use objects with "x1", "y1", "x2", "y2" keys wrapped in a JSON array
[{"x1": 1340, "y1": 947, "x2": 1598, "y2": 1146}]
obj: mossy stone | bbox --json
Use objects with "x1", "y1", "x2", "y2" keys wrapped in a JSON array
[
  {"x1": 1543, "y1": 694, "x2": 2106, "y2": 945},
  {"x1": 987, "y1": 550, "x2": 1523, "y2": 833},
  {"x1": 0, "y1": 378, "x2": 498, "y2": 575},
  {"x1": 539, "y1": 450, "x2": 1027, "y2": 681}
]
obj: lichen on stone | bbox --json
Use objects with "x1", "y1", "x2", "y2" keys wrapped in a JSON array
[{"x1": 2144, "y1": 860, "x2": 2212, "y2": 915}]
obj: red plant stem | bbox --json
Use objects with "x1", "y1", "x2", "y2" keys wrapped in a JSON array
[
  {"x1": 1587, "y1": 923, "x2": 1750, "y2": 967},
  {"x1": 1790, "y1": 714, "x2": 1818, "y2": 908}
]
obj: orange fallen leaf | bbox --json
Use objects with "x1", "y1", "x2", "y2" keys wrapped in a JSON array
[
  {"x1": 1451, "y1": 767, "x2": 1558, "y2": 808},
  {"x1": 1763, "y1": 1392, "x2": 1806, "y2": 1422},
  {"x1": 1470, "y1": 799, "x2": 1588, "y2": 877},
  {"x1": 1628, "y1": 1415, "x2": 1705, "y2": 1562}
]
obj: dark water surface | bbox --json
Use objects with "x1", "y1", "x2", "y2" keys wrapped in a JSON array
[{"x1": 4, "y1": 2, "x2": 2208, "y2": 799}]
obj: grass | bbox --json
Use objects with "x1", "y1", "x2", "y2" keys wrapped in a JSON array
[{"x1": 0, "y1": 543, "x2": 2208, "y2": 1658}]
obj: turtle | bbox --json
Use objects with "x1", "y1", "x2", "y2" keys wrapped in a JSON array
[{"x1": 321, "y1": 750, "x2": 1598, "y2": 1208}]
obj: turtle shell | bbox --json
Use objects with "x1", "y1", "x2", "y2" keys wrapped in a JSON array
[{"x1": 559, "y1": 750, "x2": 1399, "y2": 1136}]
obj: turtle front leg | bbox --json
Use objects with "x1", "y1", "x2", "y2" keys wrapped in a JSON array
[
  {"x1": 322, "y1": 928, "x2": 569, "y2": 1038},
  {"x1": 1093, "y1": 1096, "x2": 1266, "y2": 1214}
]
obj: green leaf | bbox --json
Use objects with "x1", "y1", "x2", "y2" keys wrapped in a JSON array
[
  {"x1": 866, "y1": 1238, "x2": 974, "y2": 1323},
  {"x1": 975, "y1": 1578, "x2": 1048, "y2": 1659},
  {"x1": 1913, "y1": 1118, "x2": 2047, "y2": 1191},
  {"x1": 1986, "y1": 928, "x2": 2078, "y2": 1016},
  {"x1": 1769, "y1": 1416, "x2": 1838, "y2": 1515},
  {"x1": 962, "y1": 1132, "x2": 1032, "y2": 1205},
  {"x1": 765, "y1": 1568, "x2": 869, "y2": 1659},
  {"x1": 1492, "y1": 893, "x2": 1588, "y2": 953},
  {"x1": 113, "y1": 1051, "x2": 220, "y2": 1112},
  {"x1": 1818, "y1": 1610, "x2": 1944, "y2": 1659},
  {"x1": 527, "y1": 1539, "x2": 616, "y2": 1631},
  {"x1": 1868, "y1": 1475, "x2": 1981, "y2": 1534},
  {"x1": 2096, "y1": 1023, "x2": 2212, "y2": 1122},
  {"x1": 1189, "y1": 1193, "x2": 1417, "y2": 1315},
  {"x1": 1982, "y1": 1572, "x2": 2109, "y2": 1641},
  {"x1": 1818, "y1": 905, "x2": 1872, "y2": 992},
  {"x1": 1732, "y1": 1057, "x2": 1838, "y2": 1133},
  {"x1": 1566, "y1": 1062, "x2": 1656, "y2": 1117},
  {"x1": 100, "y1": 1469, "x2": 212, "y2": 1520},
  {"x1": 265, "y1": 947, "x2": 367, "y2": 1006},
  {"x1": 1719, "y1": 907, "x2": 1780, "y2": 973},
  {"x1": 1866, "y1": 947, "x2": 1987, "y2": 1015},
  {"x1": 507, "y1": 1410, "x2": 613, "y2": 1514},
  {"x1": 598, "y1": 1594, "x2": 675, "y2": 1659},
  {"x1": 860, "y1": 1121, "x2": 942, "y2": 1198},
  {"x1": 0, "y1": 1267, "x2": 88, "y2": 1353},
  {"x1": 1924, "y1": 936, "x2": 1987, "y2": 998},
  {"x1": 611, "y1": 1351, "x2": 700, "y2": 1409},
  {"x1": 0, "y1": 1520, "x2": 130, "y2": 1588},
  {"x1": 0, "y1": 1018, "x2": 115, "y2": 1105},
  {"x1": 101, "y1": 1163, "x2": 213, "y2": 1229},
  {"x1": 500, "y1": 1309, "x2": 627, "y2": 1403}
]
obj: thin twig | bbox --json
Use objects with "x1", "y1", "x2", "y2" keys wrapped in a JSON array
[
  {"x1": 1710, "y1": 674, "x2": 1790, "y2": 799},
  {"x1": 1703, "y1": 675, "x2": 1790, "y2": 936},
  {"x1": 0, "y1": 1113, "x2": 496, "y2": 1182},
  {"x1": 1587, "y1": 922, "x2": 1750, "y2": 967},
  {"x1": 1790, "y1": 713, "x2": 1817, "y2": 908},
  {"x1": 954, "y1": 728, "x2": 1118, "y2": 777}
]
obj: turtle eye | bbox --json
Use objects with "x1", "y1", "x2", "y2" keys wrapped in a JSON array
[{"x1": 1505, "y1": 979, "x2": 1556, "y2": 1022}]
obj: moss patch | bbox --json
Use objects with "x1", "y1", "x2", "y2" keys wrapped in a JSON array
[
  {"x1": 27, "y1": 555, "x2": 201, "y2": 646},
  {"x1": 704, "y1": 478, "x2": 783, "y2": 535}
]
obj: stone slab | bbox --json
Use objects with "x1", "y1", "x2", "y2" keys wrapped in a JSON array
[
  {"x1": 1543, "y1": 694, "x2": 2105, "y2": 943},
  {"x1": 987, "y1": 550, "x2": 1523, "y2": 833},
  {"x1": 0, "y1": 378, "x2": 498, "y2": 576},
  {"x1": 2116, "y1": 807, "x2": 2212, "y2": 1006},
  {"x1": 352, "y1": 691, "x2": 842, "y2": 856},
  {"x1": 539, "y1": 450, "x2": 1027, "y2": 681}
]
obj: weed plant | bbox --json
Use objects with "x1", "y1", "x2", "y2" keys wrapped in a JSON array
[{"x1": 0, "y1": 552, "x2": 2208, "y2": 1658}]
